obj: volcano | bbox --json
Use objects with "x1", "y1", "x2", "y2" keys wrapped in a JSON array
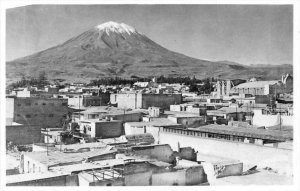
[{"x1": 6, "y1": 21, "x2": 292, "y2": 84}]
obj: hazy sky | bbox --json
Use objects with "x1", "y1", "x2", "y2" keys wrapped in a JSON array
[{"x1": 6, "y1": 4, "x2": 293, "y2": 65}]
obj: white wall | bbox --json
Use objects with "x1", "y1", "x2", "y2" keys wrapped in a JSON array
[
  {"x1": 253, "y1": 110, "x2": 293, "y2": 127},
  {"x1": 159, "y1": 132, "x2": 293, "y2": 176},
  {"x1": 152, "y1": 170, "x2": 186, "y2": 186}
]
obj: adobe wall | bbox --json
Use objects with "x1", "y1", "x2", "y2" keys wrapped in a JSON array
[
  {"x1": 146, "y1": 126, "x2": 161, "y2": 144},
  {"x1": 95, "y1": 121, "x2": 124, "y2": 138},
  {"x1": 124, "y1": 124, "x2": 162, "y2": 143},
  {"x1": 125, "y1": 171, "x2": 152, "y2": 186},
  {"x1": 82, "y1": 93, "x2": 110, "y2": 107},
  {"x1": 215, "y1": 162, "x2": 243, "y2": 178},
  {"x1": 68, "y1": 97, "x2": 83, "y2": 108},
  {"x1": 124, "y1": 123, "x2": 145, "y2": 135},
  {"x1": 108, "y1": 112, "x2": 142, "y2": 122},
  {"x1": 98, "y1": 93, "x2": 110, "y2": 106},
  {"x1": 142, "y1": 94, "x2": 182, "y2": 110},
  {"x1": 110, "y1": 93, "x2": 142, "y2": 109},
  {"x1": 159, "y1": 132, "x2": 293, "y2": 176},
  {"x1": 152, "y1": 169, "x2": 186, "y2": 186},
  {"x1": 132, "y1": 144, "x2": 174, "y2": 163},
  {"x1": 13, "y1": 98, "x2": 68, "y2": 129},
  {"x1": 7, "y1": 174, "x2": 78, "y2": 186},
  {"x1": 91, "y1": 178, "x2": 124, "y2": 186},
  {"x1": 253, "y1": 110, "x2": 293, "y2": 127},
  {"x1": 6, "y1": 125, "x2": 42, "y2": 145},
  {"x1": 168, "y1": 116, "x2": 205, "y2": 128},
  {"x1": 186, "y1": 166, "x2": 207, "y2": 185}
]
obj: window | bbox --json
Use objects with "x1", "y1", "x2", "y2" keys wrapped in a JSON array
[
  {"x1": 25, "y1": 114, "x2": 31, "y2": 118},
  {"x1": 34, "y1": 114, "x2": 38, "y2": 117},
  {"x1": 17, "y1": 104, "x2": 21, "y2": 106},
  {"x1": 25, "y1": 102, "x2": 31, "y2": 106},
  {"x1": 62, "y1": 102, "x2": 67, "y2": 106},
  {"x1": 17, "y1": 114, "x2": 21, "y2": 117},
  {"x1": 49, "y1": 114, "x2": 54, "y2": 117},
  {"x1": 42, "y1": 103, "x2": 46, "y2": 105}
]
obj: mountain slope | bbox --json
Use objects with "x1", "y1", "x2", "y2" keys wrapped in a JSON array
[{"x1": 6, "y1": 21, "x2": 292, "y2": 84}]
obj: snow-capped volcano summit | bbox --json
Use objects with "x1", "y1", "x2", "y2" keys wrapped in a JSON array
[
  {"x1": 6, "y1": 20, "x2": 291, "y2": 84},
  {"x1": 96, "y1": 21, "x2": 137, "y2": 35}
]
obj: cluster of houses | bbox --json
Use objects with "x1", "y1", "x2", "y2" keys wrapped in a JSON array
[{"x1": 5, "y1": 74, "x2": 294, "y2": 186}]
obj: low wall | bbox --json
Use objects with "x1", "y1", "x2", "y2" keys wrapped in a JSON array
[
  {"x1": 7, "y1": 174, "x2": 78, "y2": 186},
  {"x1": 152, "y1": 170, "x2": 186, "y2": 186},
  {"x1": 132, "y1": 144, "x2": 174, "y2": 163},
  {"x1": 186, "y1": 166, "x2": 207, "y2": 185},
  {"x1": 125, "y1": 171, "x2": 152, "y2": 186}
]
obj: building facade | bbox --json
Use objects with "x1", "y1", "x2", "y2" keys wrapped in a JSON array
[
  {"x1": 110, "y1": 93, "x2": 182, "y2": 110},
  {"x1": 6, "y1": 97, "x2": 68, "y2": 129}
]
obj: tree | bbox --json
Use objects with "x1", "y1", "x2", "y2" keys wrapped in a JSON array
[
  {"x1": 37, "y1": 71, "x2": 48, "y2": 88},
  {"x1": 189, "y1": 84, "x2": 199, "y2": 92}
]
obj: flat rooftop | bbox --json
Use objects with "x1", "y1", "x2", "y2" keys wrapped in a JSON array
[
  {"x1": 197, "y1": 152, "x2": 239, "y2": 165},
  {"x1": 73, "y1": 106, "x2": 147, "y2": 115},
  {"x1": 216, "y1": 169, "x2": 292, "y2": 185},
  {"x1": 24, "y1": 149, "x2": 117, "y2": 167},
  {"x1": 6, "y1": 172, "x2": 69, "y2": 184},
  {"x1": 125, "y1": 118, "x2": 181, "y2": 127},
  {"x1": 54, "y1": 142, "x2": 107, "y2": 151},
  {"x1": 190, "y1": 124, "x2": 293, "y2": 141},
  {"x1": 168, "y1": 114, "x2": 204, "y2": 118},
  {"x1": 80, "y1": 119, "x2": 123, "y2": 123}
]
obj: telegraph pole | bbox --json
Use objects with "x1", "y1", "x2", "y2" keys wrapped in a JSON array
[
  {"x1": 46, "y1": 128, "x2": 49, "y2": 156},
  {"x1": 279, "y1": 103, "x2": 282, "y2": 131}
]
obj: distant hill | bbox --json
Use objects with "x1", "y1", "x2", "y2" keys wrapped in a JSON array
[{"x1": 6, "y1": 21, "x2": 293, "y2": 85}]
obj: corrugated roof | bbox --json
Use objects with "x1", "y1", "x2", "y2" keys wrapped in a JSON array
[{"x1": 190, "y1": 124, "x2": 293, "y2": 141}]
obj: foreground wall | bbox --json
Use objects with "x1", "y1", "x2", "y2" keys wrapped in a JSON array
[
  {"x1": 7, "y1": 174, "x2": 78, "y2": 186},
  {"x1": 132, "y1": 144, "x2": 175, "y2": 163},
  {"x1": 152, "y1": 169, "x2": 186, "y2": 186},
  {"x1": 159, "y1": 132, "x2": 293, "y2": 176}
]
